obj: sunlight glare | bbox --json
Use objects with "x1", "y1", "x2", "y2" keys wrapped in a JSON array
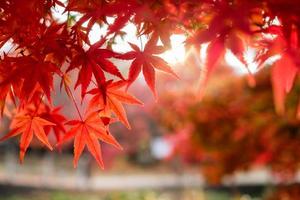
[
  {"x1": 160, "y1": 34, "x2": 187, "y2": 65},
  {"x1": 225, "y1": 48, "x2": 258, "y2": 75},
  {"x1": 111, "y1": 23, "x2": 147, "y2": 53},
  {"x1": 88, "y1": 20, "x2": 187, "y2": 65},
  {"x1": 199, "y1": 43, "x2": 209, "y2": 67}
]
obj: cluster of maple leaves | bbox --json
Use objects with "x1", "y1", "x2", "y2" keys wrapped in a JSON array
[{"x1": 0, "y1": 0, "x2": 299, "y2": 168}]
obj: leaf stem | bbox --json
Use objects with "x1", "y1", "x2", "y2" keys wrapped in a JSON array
[
  {"x1": 59, "y1": 74, "x2": 84, "y2": 121},
  {"x1": 139, "y1": 36, "x2": 144, "y2": 50},
  {"x1": 33, "y1": 93, "x2": 44, "y2": 117},
  {"x1": 67, "y1": 86, "x2": 84, "y2": 121}
]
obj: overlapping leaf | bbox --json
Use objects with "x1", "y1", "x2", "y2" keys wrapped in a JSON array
[
  {"x1": 198, "y1": 37, "x2": 225, "y2": 99},
  {"x1": 117, "y1": 34, "x2": 178, "y2": 96},
  {"x1": 0, "y1": 56, "x2": 61, "y2": 101},
  {"x1": 272, "y1": 54, "x2": 298, "y2": 114},
  {"x1": 0, "y1": 112, "x2": 55, "y2": 163},
  {"x1": 67, "y1": 41, "x2": 124, "y2": 98},
  {"x1": 88, "y1": 80, "x2": 143, "y2": 129},
  {"x1": 40, "y1": 106, "x2": 67, "y2": 144}
]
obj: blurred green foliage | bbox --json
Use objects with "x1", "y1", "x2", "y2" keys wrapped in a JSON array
[{"x1": 0, "y1": 189, "x2": 258, "y2": 200}]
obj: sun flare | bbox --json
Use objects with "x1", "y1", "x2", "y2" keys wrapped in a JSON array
[
  {"x1": 88, "y1": 20, "x2": 187, "y2": 65},
  {"x1": 159, "y1": 34, "x2": 187, "y2": 65}
]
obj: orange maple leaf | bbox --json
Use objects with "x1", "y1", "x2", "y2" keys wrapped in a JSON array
[
  {"x1": 0, "y1": 113, "x2": 55, "y2": 163},
  {"x1": 59, "y1": 112, "x2": 122, "y2": 169},
  {"x1": 88, "y1": 80, "x2": 143, "y2": 129}
]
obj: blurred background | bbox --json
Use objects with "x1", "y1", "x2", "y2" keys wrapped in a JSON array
[
  {"x1": 1, "y1": 49, "x2": 300, "y2": 200},
  {"x1": 1, "y1": 18, "x2": 300, "y2": 198}
]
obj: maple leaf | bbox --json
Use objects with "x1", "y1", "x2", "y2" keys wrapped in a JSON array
[
  {"x1": 0, "y1": 56, "x2": 61, "y2": 101},
  {"x1": 0, "y1": 112, "x2": 55, "y2": 163},
  {"x1": 68, "y1": 1, "x2": 134, "y2": 44},
  {"x1": 107, "y1": 12, "x2": 132, "y2": 36},
  {"x1": 35, "y1": 22, "x2": 71, "y2": 65},
  {"x1": 67, "y1": 40, "x2": 124, "y2": 98},
  {"x1": 40, "y1": 106, "x2": 67, "y2": 144},
  {"x1": 0, "y1": 81, "x2": 11, "y2": 117},
  {"x1": 88, "y1": 80, "x2": 143, "y2": 129},
  {"x1": 59, "y1": 112, "x2": 122, "y2": 168},
  {"x1": 0, "y1": 86, "x2": 15, "y2": 119},
  {"x1": 117, "y1": 34, "x2": 178, "y2": 96},
  {"x1": 271, "y1": 54, "x2": 298, "y2": 114},
  {"x1": 226, "y1": 32, "x2": 246, "y2": 64},
  {"x1": 198, "y1": 37, "x2": 225, "y2": 99}
]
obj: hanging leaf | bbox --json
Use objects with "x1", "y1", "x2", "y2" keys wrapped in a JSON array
[
  {"x1": 59, "y1": 112, "x2": 122, "y2": 168},
  {"x1": 271, "y1": 54, "x2": 298, "y2": 114},
  {"x1": 67, "y1": 41, "x2": 124, "y2": 99},
  {"x1": 198, "y1": 37, "x2": 225, "y2": 99},
  {"x1": 117, "y1": 34, "x2": 178, "y2": 97},
  {"x1": 88, "y1": 80, "x2": 143, "y2": 129},
  {"x1": 0, "y1": 112, "x2": 55, "y2": 163}
]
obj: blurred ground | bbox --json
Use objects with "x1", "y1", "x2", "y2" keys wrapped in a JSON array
[
  {"x1": 0, "y1": 149, "x2": 270, "y2": 200},
  {"x1": 0, "y1": 150, "x2": 288, "y2": 200},
  {"x1": 0, "y1": 185, "x2": 264, "y2": 200}
]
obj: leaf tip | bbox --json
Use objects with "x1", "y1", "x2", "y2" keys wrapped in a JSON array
[
  {"x1": 73, "y1": 161, "x2": 78, "y2": 168},
  {"x1": 113, "y1": 144, "x2": 123, "y2": 151},
  {"x1": 19, "y1": 151, "x2": 25, "y2": 164},
  {"x1": 48, "y1": 145, "x2": 54, "y2": 151},
  {"x1": 126, "y1": 123, "x2": 132, "y2": 130}
]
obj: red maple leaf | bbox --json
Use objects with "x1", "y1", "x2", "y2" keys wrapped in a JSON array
[
  {"x1": 117, "y1": 34, "x2": 178, "y2": 96},
  {"x1": 0, "y1": 55, "x2": 61, "y2": 101},
  {"x1": 198, "y1": 37, "x2": 225, "y2": 99},
  {"x1": 68, "y1": 1, "x2": 134, "y2": 45},
  {"x1": 0, "y1": 112, "x2": 55, "y2": 163},
  {"x1": 67, "y1": 40, "x2": 124, "y2": 98},
  {"x1": 88, "y1": 80, "x2": 143, "y2": 129},
  {"x1": 40, "y1": 106, "x2": 67, "y2": 144},
  {"x1": 272, "y1": 54, "x2": 298, "y2": 114},
  {"x1": 59, "y1": 112, "x2": 122, "y2": 168}
]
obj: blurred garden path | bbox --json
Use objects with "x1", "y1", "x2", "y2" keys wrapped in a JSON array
[
  {"x1": 1, "y1": 148, "x2": 300, "y2": 191},
  {"x1": 0, "y1": 171, "x2": 204, "y2": 191},
  {"x1": 0, "y1": 149, "x2": 204, "y2": 191}
]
